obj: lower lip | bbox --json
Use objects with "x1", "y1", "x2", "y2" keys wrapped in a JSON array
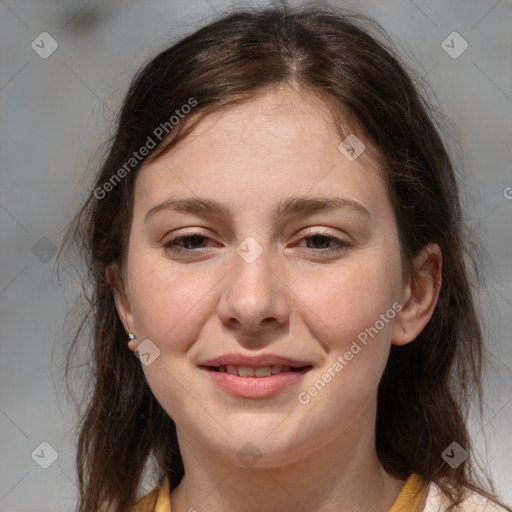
[{"x1": 201, "y1": 367, "x2": 311, "y2": 398}]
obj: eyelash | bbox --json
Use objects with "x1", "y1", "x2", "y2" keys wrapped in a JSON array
[{"x1": 162, "y1": 231, "x2": 351, "y2": 256}]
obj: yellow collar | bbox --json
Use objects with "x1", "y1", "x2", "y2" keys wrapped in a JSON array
[{"x1": 389, "y1": 472, "x2": 427, "y2": 512}]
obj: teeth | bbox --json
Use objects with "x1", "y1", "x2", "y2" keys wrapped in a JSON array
[
  {"x1": 226, "y1": 365, "x2": 238, "y2": 375},
  {"x1": 238, "y1": 366, "x2": 254, "y2": 377},
  {"x1": 255, "y1": 366, "x2": 272, "y2": 377},
  {"x1": 217, "y1": 364, "x2": 293, "y2": 377}
]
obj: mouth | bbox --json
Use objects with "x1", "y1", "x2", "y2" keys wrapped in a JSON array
[
  {"x1": 202, "y1": 364, "x2": 312, "y2": 377},
  {"x1": 198, "y1": 357, "x2": 314, "y2": 398}
]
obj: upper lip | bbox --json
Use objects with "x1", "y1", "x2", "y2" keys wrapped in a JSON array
[{"x1": 200, "y1": 353, "x2": 312, "y2": 369}]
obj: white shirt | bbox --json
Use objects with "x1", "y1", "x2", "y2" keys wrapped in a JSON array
[{"x1": 423, "y1": 482, "x2": 510, "y2": 511}]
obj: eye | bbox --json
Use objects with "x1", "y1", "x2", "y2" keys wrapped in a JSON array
[
  {"x1": 296, "y1": 232, "x2": 351, "y2": 254},
  {"x1": 162, "y1": 231, "x2": 216, "y2": 255}
]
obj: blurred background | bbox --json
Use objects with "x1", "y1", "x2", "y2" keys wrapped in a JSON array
[{"x1": 1, "y1": 0, "x2": 511, "y2": 510}]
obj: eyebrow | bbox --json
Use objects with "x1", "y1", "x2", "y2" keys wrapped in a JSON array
[{"x1": 144, "y1": 195, "x2": 370, "y2": 223}]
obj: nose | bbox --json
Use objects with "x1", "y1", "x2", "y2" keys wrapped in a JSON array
[{"x1": 216, "y1": 245, "x2": 290, "y2": 348}]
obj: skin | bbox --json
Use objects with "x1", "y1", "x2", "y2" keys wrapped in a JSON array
[{"x1": 110, "y1": 86, "x2": 442, "y2": 512}]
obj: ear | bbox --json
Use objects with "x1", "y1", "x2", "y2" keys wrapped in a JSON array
[
  {"x1": 106, "y1": 264, "x2": 138, "y2": 351},
  {"x1": 392, "y1": 243, "x2": 442, "y2": 346}
]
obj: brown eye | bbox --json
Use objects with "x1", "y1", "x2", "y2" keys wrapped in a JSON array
[
  {"x1": 163, "y1": 232, "x2": 216, "y2": 255},
  {"x1": 298, "y1": 233, "x2": 351, "y2": 254}
]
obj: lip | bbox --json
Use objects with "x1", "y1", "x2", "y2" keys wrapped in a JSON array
[
  {"x1": 200, "y1": 353, "x2": 310, "y2": 368},
  {"x1": 198, "y1": 353, "x2": 313, "y2": 399}
]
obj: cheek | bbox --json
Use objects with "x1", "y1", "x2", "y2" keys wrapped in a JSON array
[
  {"x1": 291, "y1": 259, "x2": 400, "y2": 428},
  {"x1": 294, "y1": 252, "x2": 401, "y2": 351},
  {"x1": 125, "y1": 255, "x2": 211, "y2": 427},
  {"x1": 126, "y1": 250, "x2": 213, "y2": 350}
]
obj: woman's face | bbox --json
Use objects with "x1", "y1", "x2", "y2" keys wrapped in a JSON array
[{"x1": 118, "y1": 88, "x2": 406, "y2": 467}]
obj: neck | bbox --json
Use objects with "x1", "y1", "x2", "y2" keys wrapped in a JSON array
[{"x1": 170, "y1": 398, "x2": 405, "y2": 512}]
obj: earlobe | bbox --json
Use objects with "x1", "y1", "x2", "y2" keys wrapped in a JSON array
[
  {"x1": 106, "y1": 264, "x2": 135, "y2": 343},
  {"x1": 392, "y1": 243, "x2": 442, "y2": 346}
]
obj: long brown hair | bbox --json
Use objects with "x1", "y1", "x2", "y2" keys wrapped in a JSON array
[{"x1": 60, "y1": 4, "x2": 511, "y2": 511}]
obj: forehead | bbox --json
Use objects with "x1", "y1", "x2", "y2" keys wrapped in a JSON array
[
  {"x1": 167, "y1": 87, "x2": 371, "y2": 160},
  {"x1": 133, "y1": 87, "x2": 386, "y2": 218}
]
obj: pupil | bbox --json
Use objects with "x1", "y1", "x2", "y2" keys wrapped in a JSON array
[
  {"x1": 185, "y1": 235, "x2": 203, "y2": 249},
  {"x1": 309, "y1": 235, "x2": 329, "y2": 249}
]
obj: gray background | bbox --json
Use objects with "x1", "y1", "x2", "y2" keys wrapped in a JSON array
[{"x1": 1, "y1": 0, "x2": 511, "y2": 510}]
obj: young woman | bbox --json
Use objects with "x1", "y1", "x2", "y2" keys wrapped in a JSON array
[{"x1": 62, "y1": 5, "x2": 512, "y2": 512}]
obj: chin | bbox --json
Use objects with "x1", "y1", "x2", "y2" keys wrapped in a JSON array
[{"x1": 199, "y1": 425, "x2": 320, "y2": 469}]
